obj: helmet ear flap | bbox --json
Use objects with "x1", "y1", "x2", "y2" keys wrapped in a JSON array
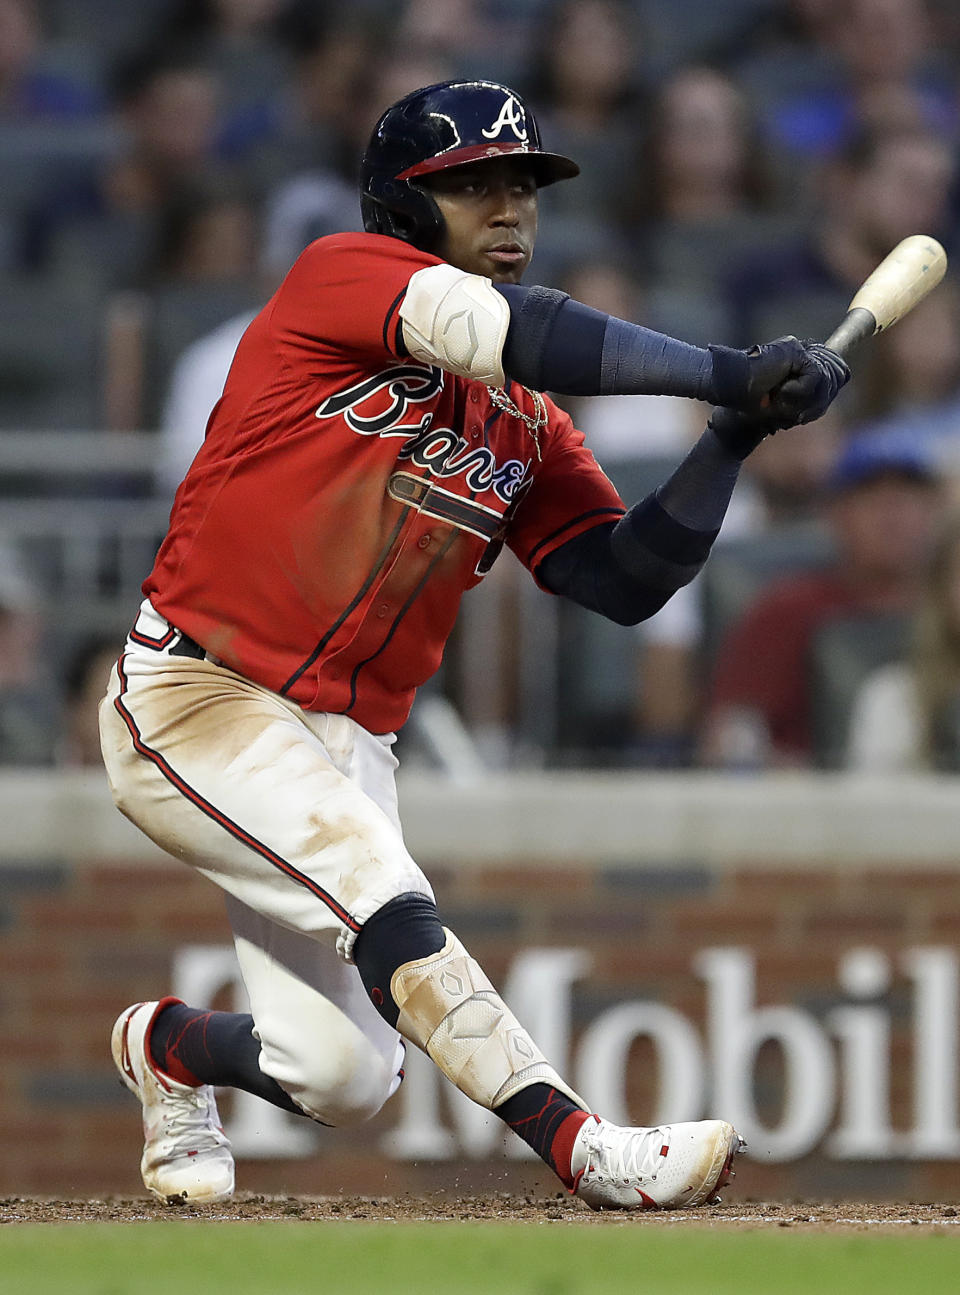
[
  {"x1": 361, "y1": 182, "x2": 444, "y2": 251},
  {"x1": 402, "y1": 182, "x2": 444, "y2": 251}
]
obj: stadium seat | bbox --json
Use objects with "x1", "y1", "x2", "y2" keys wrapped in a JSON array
[
  {"x1": 642, "y1": 286, "x2": 733, "y2": 347},
  {"x1": 44, "y1": 0, "x2": 172, "y2": 60},
  {"x1": 555, "y1": 599, "x2": 642, "y2": 759},
  {"x1": 809, "y1": 613, "x2": 911, "y2": 769},
  {"x1": 646, "y1": 213, "x2": 796, "y2": 296},
  {"x1": 0, "y1": 119, "x2": 121, "y2": 224},
  {"x1": 553, "y1": 455, "x2": 685, "y2": 760},
  {"x1": 638, "y1": 0, "x2": 777, "y2": 77},
  {"x1": 0, "y1": 276, "x2": 109, "y2": 429}
]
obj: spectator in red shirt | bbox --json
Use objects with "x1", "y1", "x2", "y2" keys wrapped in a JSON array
[{"x1": 700, "y1": 430, "x2": 945, "y2": 767}]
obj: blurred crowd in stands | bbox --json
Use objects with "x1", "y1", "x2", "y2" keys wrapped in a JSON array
[{"x1": 2, "y1": 0, "x2": 960, "y2": 775}]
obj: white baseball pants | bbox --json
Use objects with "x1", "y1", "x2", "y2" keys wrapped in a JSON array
[{"x1": 99, "y1": 599, "x2": 435, "y2": 1125}]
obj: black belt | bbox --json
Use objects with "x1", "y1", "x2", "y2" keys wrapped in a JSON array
[{"x1": 169, "y1": 632, "x2": 207, "y2": 660}]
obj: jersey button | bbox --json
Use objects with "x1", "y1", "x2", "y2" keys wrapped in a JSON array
[
  {"x1": 470, "y1": 390, "x2": 479, "y2": 403},
  {"x1": 418, "y1": 534, "x2": 431, "y2": 549},
  {"x1": 376, "y1": 603, "x2": 390, "y2": 618}
]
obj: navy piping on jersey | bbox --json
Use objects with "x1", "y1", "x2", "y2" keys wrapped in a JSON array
[
  {"x1": 481, "y1": 403, "x2": 501, "y2": 448},
  {"x1": 129, "y1": 624, "x2": 176, "y2": 650},
  {"x1": 383, "y1": 288, "x2": 407, "y2": 356},
  {"x1": 344, "y1": 531, "x2": 458, "y2": 716},
  {"x1": 526, "y1": 506, "x2": 625, "y2": 570},
  {"x1": 112, "y1": 655, "x2": 362, "y2": 934},
  {"x1": 280, "y1": 511, "x2": 408, "y2": 696}
]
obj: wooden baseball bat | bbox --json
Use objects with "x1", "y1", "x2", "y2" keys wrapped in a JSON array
[{"x1": 823, "y1": 234, "x2": 948, "y2": 357}]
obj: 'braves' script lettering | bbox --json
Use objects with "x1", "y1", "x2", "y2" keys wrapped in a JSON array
[
  {"x1": 315, "y1": 365, "x2": 443, "y2": 435},
  {"x1": 316, "y1": 365, "x2": 531, "y2": 506}
]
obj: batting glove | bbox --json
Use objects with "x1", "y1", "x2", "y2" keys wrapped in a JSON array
[
  {"x1": 765, "y1": 341, "x2": 850, "y2": 426},
  {"x1": 707, "y1": 336, "x2": 849, "y2": 419},
  {"x1": 707, "y1": 338, "x2": 850, "y2": 457}
]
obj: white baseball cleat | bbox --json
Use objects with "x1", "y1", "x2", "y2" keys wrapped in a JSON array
[
  {"x1": 571, "y1": 1116, "x2": 745, "y2": 1210},
  {"x1": 111, "y1": 998, "x2": 235, "y2": 1205}
]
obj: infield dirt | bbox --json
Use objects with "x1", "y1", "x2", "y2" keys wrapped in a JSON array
[{"x1": 2, "y1": 1194, "x2": 959, "y2": 1230}]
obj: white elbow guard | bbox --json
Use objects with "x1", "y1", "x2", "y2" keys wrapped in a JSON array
[{"x1": 399, "y1": 264, "x2": 510, "y2": 387}]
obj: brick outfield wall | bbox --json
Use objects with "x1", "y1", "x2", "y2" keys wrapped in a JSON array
[{"x1": 3, "y1": 845, "x2": 960, "y2": 1204}]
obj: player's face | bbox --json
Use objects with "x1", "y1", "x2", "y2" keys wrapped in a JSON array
[{"x1": 422, "y1": 159, "x2": 538, "y2": 284}]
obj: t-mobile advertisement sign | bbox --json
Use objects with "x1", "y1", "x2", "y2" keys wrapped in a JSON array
[{"x1": 173, "y1": 945, "x2": 960, "y2": 1164}]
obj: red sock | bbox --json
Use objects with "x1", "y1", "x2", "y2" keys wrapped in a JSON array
[{"x1": 495, "y1": 1084, "x2": 591, "y2": 1189}]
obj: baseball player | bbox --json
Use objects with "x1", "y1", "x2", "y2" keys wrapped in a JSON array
[{"x1": 101, "y1": 80, "x2": 848, "y2": 1210}]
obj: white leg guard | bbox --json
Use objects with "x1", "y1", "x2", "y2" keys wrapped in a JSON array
[{"x1": 390, "y1": 928, "x2": 586, "y2": 1110}]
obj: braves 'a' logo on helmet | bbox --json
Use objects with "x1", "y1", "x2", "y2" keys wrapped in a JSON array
[{"x1": 481, "y1": 95, "x2": 528, "y2": 143}]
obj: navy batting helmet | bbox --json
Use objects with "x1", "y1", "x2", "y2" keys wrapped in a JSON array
[{"x1": 360, "y1": 80, "x2": 579, "y2": 251}]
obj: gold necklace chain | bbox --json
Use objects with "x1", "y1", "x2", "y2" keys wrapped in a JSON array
[{"x1": 485, "y1": 385, "x2": 547, "y2": 460}]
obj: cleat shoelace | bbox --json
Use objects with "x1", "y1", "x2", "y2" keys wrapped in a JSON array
[
  {"x1": 581, "y1": 1124, "x2": 666, "y2": 1185},
  {"x1": 154, "y1": 1086, "x2": 224, "y2": 1154}
]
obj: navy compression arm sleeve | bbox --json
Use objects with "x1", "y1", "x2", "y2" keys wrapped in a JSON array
[
  {"x1": 498, "y1": 284, "x2": 715, "y2": 401},
  {"x1": 536, "y1": 427, "x2": 742, "y2": 624}
]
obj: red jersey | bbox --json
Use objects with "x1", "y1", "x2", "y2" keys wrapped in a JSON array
[{"x1": 146, "y1": 233, "x2": 624, "y2": 733}]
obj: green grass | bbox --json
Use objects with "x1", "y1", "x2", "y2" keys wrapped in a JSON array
[{"x1": 1, "y1": 1222, "x2": 958, "y2": 1295}]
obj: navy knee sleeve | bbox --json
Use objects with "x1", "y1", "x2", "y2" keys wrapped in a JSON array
[{"x1": 353, "y1": 892, "x2": 446, "y2": 1026}]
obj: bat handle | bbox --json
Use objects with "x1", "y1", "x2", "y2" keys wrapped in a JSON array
[{"x1": 823, "y1": 306, "x2": 877, "y2": 358}]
